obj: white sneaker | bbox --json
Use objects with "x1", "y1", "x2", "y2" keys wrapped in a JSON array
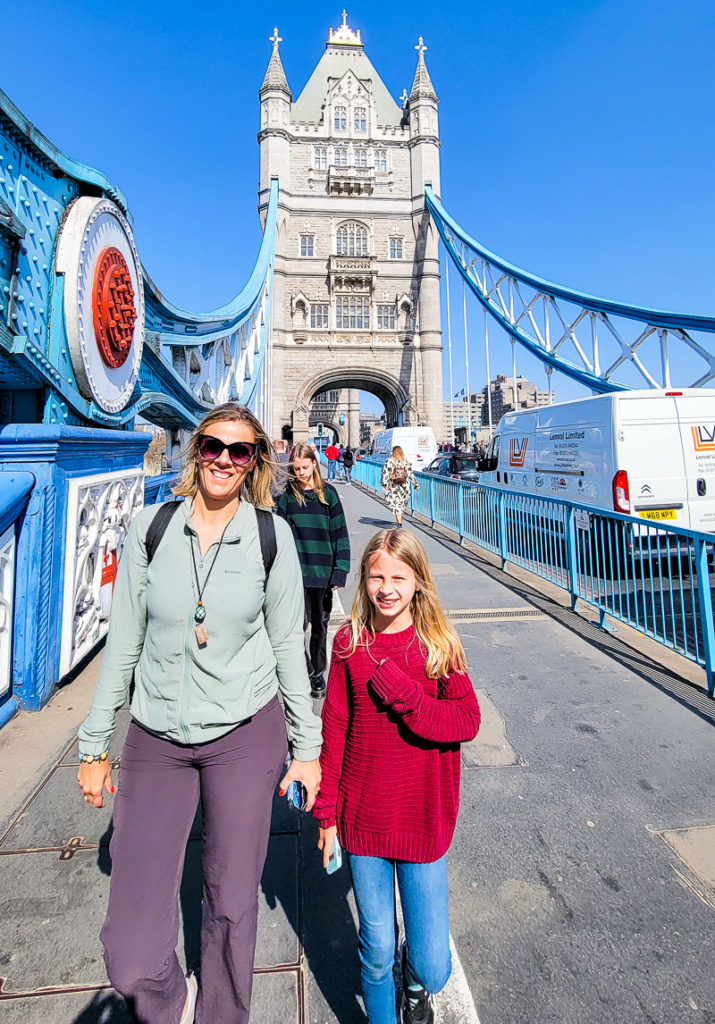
[{"x1": 180, "y1": 973, "x2": 198, "y2": 1024}]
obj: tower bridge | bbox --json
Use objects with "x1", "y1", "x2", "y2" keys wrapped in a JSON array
[
  {"x1": 0, "y1": 13, "x2": 714, "y2": 1024},
  {"x1": 0, "y1": 14, "x2": 713, "y2": 724}
]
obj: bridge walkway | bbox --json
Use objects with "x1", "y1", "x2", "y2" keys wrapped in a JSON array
[{"x1": 0, "y1": 481, "x2": 713, "y2": 1024}]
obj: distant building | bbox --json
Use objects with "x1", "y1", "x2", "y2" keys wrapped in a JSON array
[
  {"x1": 478, "y1": 374, "x2": 553, "y2": 426},
  {"x1": 442, "y1": 398, "x2": 486, "y2": 444},
  {"x1": 360, "y1": 411, "x2": 385, "y2": 445}
]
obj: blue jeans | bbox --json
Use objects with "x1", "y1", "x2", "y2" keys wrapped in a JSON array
[
  {"x1": 348, "y1": 854, "x2": 451, "y2": 1024},
  {"x1": 327, "y1": 459, "x2": 337, "y2": 479}
]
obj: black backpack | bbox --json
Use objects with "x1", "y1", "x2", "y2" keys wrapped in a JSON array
[{"x1": 144, "y1": 500, "x2": 277, "y2": 585}]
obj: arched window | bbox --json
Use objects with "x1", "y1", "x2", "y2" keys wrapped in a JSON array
[
  {"x1": 334, "y1": 105, "x2": 347, "y2": 131},
  {"x1": 336, "y1": 222, "x2": 369, "y2": 257},
  {"x1": 354, "y1": 106, "x2": 367, "y2": 132}
]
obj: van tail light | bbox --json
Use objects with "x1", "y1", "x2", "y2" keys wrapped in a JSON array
[
  {"x1": 665, "y1": 391, "x2": 682, "y2": 396},
  {"x1": 612, "y1": 470, "x2": 630, "y2": 513}
]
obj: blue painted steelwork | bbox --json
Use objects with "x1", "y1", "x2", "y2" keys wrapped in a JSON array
[
  {"x1": 144, "y1": 472, "x2": 178, "y2": 506},
  {"x1": 351, "y1": 458, "x2": 715, "y2": 695},
  {"x1": 425, "y1": 187, "x2": 715, "y2": 392},
  {"x1": 0, "y1": 86, "x2": 278, "y2": 431},
  {"x1": 0, "y1": 471, "x2": 35, "y2": 723},
  {"x1": 0, "y1": 425, "x2": 150, "y2": 710}
]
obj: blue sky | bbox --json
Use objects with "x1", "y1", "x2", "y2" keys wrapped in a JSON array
[{"x1": 3, "y1": 0, "x2": 714, "y2": 413}]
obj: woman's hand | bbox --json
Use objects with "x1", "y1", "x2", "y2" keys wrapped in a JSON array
[
  {"x1": 77, "y1": 760, "x2": 114, "y2": 808},
  {"x1": 318, "y1": 825, "x2": 338, "y2": 868},
  {"x1": 280, "y1": 758, "x2": 321, "y2": 812}
]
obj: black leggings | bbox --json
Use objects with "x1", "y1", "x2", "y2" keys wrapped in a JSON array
[{"x1": 304, "y1": 586, "x2": 333, "y2": 679}]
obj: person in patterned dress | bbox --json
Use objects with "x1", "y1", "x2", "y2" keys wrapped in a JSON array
[{"x1": 381, "y1": 445, "x2": 419, "y2": 528}]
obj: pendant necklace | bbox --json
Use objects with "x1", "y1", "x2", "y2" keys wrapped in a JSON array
[{"x1": 189, "y1": 521, "x2": 230, "y2": 648}]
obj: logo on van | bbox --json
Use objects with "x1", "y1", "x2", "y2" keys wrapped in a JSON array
[
  {"x1": 692, "y1": 426, "x2": 715, "y2": 452},
  {"x1": 509, "y1": 438, "x2": 528, "y2": 467}
]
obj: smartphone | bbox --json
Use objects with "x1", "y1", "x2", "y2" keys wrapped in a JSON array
[
  {"x1": 326, "y1": 836, "x2": 343, "y2": 874},
  {"x1": 285, "y1": 780, "x2": 308, "y2": 813}
]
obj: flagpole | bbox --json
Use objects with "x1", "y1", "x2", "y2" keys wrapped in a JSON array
[
  {"x1": 462, "y1": 279, "x2": 471, "y2": 448},
  {"x1": 445, "y1": 257, "x2": 455, "y2": 447}
]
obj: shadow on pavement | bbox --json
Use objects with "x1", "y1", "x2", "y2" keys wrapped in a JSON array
[{"x1": 70, "y1": 990, "x2": 134, "y2": 1023}]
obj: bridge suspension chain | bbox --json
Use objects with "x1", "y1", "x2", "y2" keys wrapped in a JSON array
[
  {"x1": 426, "y1": 187, "x2": 715, "y2": 393},
  {"x1": 135, "y1": 180, "x2": 279, "y2": 428}
]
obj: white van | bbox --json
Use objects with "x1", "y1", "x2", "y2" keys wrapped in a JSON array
[
  {"x1": 371, "y1": 427, "x2": 438, "y2": 471},
  {"x1": 479, "y1": 389, "x2": 715, "y2": 533}
]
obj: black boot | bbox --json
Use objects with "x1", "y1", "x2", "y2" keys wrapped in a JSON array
[{"x1": 310, "y1": 675, "x2": 327, "y2": 699}]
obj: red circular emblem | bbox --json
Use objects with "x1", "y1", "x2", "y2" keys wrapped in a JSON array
[{"x1": 92, "y1": 247, "x2": 137, "y2": 368}]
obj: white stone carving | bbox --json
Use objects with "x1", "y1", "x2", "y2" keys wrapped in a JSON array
[
  {"x1": 0, "y1": 526, "x2": 16, "y2": 700},
  {"x1": 59, "y1": 469, "x2": 144, "y2": 678}
]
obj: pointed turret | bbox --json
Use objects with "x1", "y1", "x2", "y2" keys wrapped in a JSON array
[
  {"x1": 409, "y1": 37, "x2": 438, "y2": 102},
  {"x1": 260, "y1": 27, "x2": 292, "y2": 97},
  {"x1": 258, "y1": 28, "x2": 292, "y2": 215}
]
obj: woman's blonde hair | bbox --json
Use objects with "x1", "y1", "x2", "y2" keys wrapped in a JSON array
[
  {"x1": 285, "y1": 443, "x2": 328, "y2": 505},
  {"x1": 173, "y1": 403, "x2": 275, "y2": 508},
  {"x1": 344, "y1": 529, "x2": 467, "y2": 678},
  {"x1": 392, "y1": 445, "x2": 405, "y2": 459}
]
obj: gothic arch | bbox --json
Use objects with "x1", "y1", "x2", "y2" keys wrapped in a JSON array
[{"x1": 294, "y1": 366, "x2": 410, "y2": 427}]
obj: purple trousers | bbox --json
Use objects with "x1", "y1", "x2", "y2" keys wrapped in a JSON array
[{"x1": 101, "y1": 697, "x2": 287, "y2": 1024}]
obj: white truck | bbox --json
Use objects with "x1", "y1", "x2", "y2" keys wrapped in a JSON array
[
  {"x1": 370, "y1": 427, "x2": 438, "y2": 472},
  {"x1": 479, "y1": 389, "x2": 715, "y2": 533}
]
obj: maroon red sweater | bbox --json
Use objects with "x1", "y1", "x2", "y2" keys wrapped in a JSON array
[{"x1": 313, "y1": 623, "x2": 480, "y2": 862}]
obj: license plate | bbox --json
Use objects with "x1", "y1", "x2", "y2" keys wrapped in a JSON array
[{"x1": 639, "y1": 509, "x2": 677, "y2": 521}]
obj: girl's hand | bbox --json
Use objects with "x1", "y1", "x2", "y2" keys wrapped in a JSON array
[
  {"x1": 318, "y1": 825, "x2": 338, "y2": 868},
  {"x1": 77, "y1": 760, "x2": 114, "y2": 808},
  {"x1": 280, "y1": 758, "x2": 321, "y2": 812}
]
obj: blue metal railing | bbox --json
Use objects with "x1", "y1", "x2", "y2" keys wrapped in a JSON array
[
  {"x1": 351, "y1": 458, "x2": 715, "y2": 696},
  {"x1": 144, "y1": 472, "x2": 178, "y2": 506}
]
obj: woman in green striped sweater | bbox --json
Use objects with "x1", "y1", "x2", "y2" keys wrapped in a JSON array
[{"x1": 276, "y1": 444, "x2": 351, "y2": 699}]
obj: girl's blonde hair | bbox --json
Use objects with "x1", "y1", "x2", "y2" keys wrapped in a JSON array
[
  {"x1": 345, "y1": 529, "x2": 467, "y2": 678},
  {"x1": 392, "y1": 445, "x2": 405, "y2": 459},
  {"x1": 173, "y1": 403, "x2": 275, "y2": 508},
  {"x1": 285, "y1": 443, "x2": 328, "y2": 505}
]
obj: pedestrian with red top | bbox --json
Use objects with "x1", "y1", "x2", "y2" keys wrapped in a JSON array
[
  {"x1": 314, "y1": 529, "x2": 480, "y2": 1024},
  {"x1": 325, "y1": 440, "x2": 340, "y2": 480}
]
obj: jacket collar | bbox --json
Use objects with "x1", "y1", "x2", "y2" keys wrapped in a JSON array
[{"x1": 181, "y1": 496, "x2": 251, "y2": 544}]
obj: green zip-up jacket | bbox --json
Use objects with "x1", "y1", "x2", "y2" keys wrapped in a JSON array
[{"x1": 78, "y1": 499, "x2": 322, "y2": 760}]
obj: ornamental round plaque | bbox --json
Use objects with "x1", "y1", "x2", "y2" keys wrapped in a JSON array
[{"x1": 56, "y1": 197, "x2": 144, "y2": 413}]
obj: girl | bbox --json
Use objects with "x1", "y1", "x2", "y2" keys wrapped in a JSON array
[
  {"x1": 381, "y1": 445, "x2": 419, "y2": 528},
  {"x1": 77, "y1": 403, "x2": 321, "y2": 1024},
  {"x1": 276, "y1": 443, "x2": 351, "y2": 699},
  {"x1": 314, "y1": 529, "x2": 480, "y2": 1024}
]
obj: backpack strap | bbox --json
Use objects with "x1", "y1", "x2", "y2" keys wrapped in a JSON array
[
  {"x1": 255, "y1": 507, "x2": 277, "y2": 586},
  {"x1": 145, "y1": 500, "x2": 182, "y2": 565}
]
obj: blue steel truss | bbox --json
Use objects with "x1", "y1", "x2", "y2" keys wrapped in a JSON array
[
  {"x1": 425, "y1": 187, "x2": 715, "y2": 393},
  {"x1": 0, "y1": 86, "x2": 277, "y2": 431}
]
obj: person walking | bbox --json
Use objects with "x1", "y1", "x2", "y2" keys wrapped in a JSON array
[
  {"x1": 381, "y1": 445, "x2": 419, "y2": 528},
  {"x1": 276, "y1": 443, "x2": 350, "y2": 699},
  {"x1": 76, "y1": 403, "x2": 322, "y2": 1024},
  {"x1": 314, "y1": 529, "x2": 480, "y2": 1024},
  {"x1": 271, "y1": 438, "x2": 291, "y2": 498},
  {"x1": 337, "y1": 444, "x2": 346, "y2": 480},
  {"x1": 342, "y1": 445, "x2": 355, "y2": 484},
  {"x1": 325, "y1": 441, "x2": 339, "y2": 480}
]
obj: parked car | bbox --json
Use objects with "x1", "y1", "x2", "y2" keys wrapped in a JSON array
[{"x1": 423, "y1": 453, "x2": 481, "y2": 482}]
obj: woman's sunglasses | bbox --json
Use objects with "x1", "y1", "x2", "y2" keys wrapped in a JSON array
[{"x1": 197, "y1": 434, "x2": 257, "y2": 466}]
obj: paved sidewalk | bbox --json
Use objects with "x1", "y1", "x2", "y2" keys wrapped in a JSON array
[{"x1": 0, "y1": 481, "x2": 713, "y2": 1023}]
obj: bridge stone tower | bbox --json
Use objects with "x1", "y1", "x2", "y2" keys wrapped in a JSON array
[{"x1": 258, "y1": 17, "x2": 443, "y2": 443}]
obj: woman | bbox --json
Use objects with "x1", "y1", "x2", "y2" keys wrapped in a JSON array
[
  {"x1": 381, "y1": 445, "x2": 419, "y2": 528},
  {"x1": 342, "y1": 445, "x2": 355, "y2": 484},
  {"x1": 276, "y1": 443, "x2": 350, "y2": 699},
  {"x1": 77, "y1": 403, "x2": 322, "y2": 1024}
]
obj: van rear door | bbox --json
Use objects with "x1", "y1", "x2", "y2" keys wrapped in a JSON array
[
  {"x1": 674, "y1": 392, "x2": 715, "y2": 534},
  {"x1": 617, "y1": 395, "x2": 690, "y2": 529}
]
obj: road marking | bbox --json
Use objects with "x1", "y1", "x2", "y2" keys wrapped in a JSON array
[{"x1": 438, "y1": 935, "x2": 482, "y2": 1024}]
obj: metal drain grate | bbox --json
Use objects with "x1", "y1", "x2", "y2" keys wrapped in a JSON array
[{"x1": 448, "y1": 607, "x2": 546, "y2": 622}]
